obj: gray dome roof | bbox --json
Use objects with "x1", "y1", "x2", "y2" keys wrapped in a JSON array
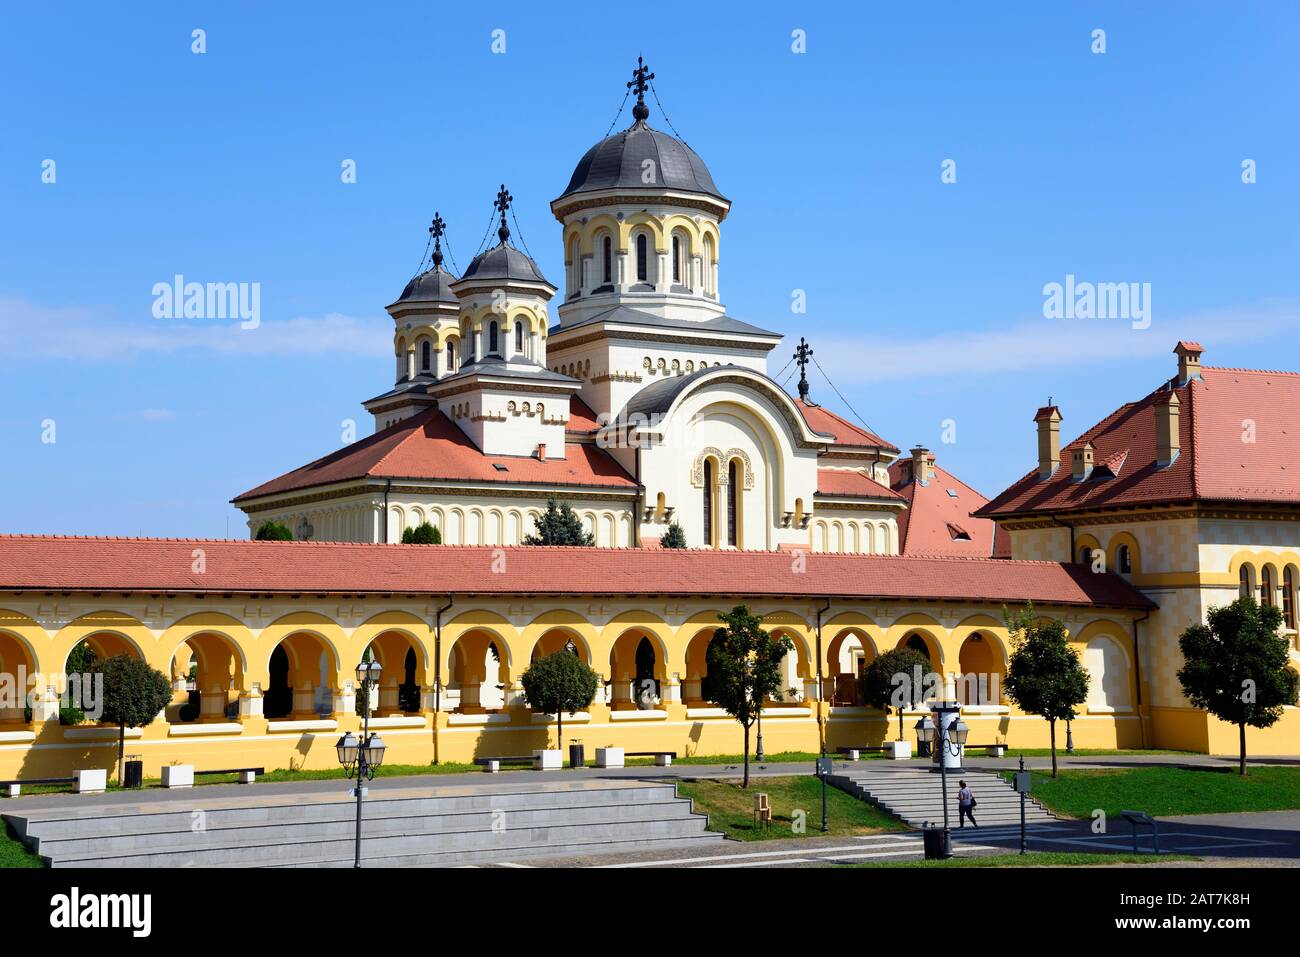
[
  {"x1": 394, "y1": 264, "x2": 459, "y2": 306},
  {"x1": 458, "y1": 242, "x2": 552, "y2": 287},
  {"x1": 558, "y1": 120, "x2": 723, "y2": 203}
]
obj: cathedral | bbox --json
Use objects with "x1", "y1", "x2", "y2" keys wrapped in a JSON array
[
  {"x1": 0, "y1": 62, "x2": 1295, "y2": 782},
  {"x1": 232, "y1": 61, "x2": 1001, "y2": 558}
]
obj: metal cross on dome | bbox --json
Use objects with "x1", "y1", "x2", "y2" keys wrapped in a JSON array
[
  {"x1": 628, "y1": 56, "x2": 654, "y2": 122},
  {"x1": 794, "y1": 337, "x2": 814, "y2": 402},
  {"x1": 429, "y1": 212, "x2": 446, "y2": 266},
  {"x1": 494, "y1": 185, "x2": 513, "y2": 244}
]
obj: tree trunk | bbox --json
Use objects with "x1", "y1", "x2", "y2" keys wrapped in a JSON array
[
  {"x1": 1049, "y1": 719, "x2": 1058, "y2": 778},
  {"x1": 118, "y1": 722, "x2": 126, "y2": 786},
  {"x1": 1239, "y1": 721, "x2": 1247, "y2": 777},
  {"x1": 897, "y1": 708, "x2": 904, "y2": 741},
  {"x1": 742, "y1": 721, "x2": 750, "y2": 789},
  {"x1": 557, "y1": 710, "x2": 563, "y2": 754}
]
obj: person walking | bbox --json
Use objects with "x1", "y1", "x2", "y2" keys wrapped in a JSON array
[{"x1": 957, "y1": 779, "x2": 977, "y2": 828}]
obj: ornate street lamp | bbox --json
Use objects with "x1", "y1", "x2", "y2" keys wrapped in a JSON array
[
  {"x1": 914, "y1": 714, "x2": 934, "y2": 757},
  {"x1": 924, "y1": 701, "x2": 969, "y2": 860},
  {"x1": 335, "y1": 656, "x2": 386, "y2": 867}
]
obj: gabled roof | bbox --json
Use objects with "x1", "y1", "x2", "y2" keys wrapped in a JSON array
[
  {"x1": 890, "y1": 458, "x2": 1010, "y2": 558},
  {"x1": 0, "y1": 537, "x2": 1154, "y2": 609},
  {"x1": 977, "y1": 365, "x2": 1300, "y2": 519},
  {"x1": 795, "y1": 400, "x2": 898, "y2": 452},
  {"x1": 233, "y1": 408, "x2": 636, "y2": 503}
]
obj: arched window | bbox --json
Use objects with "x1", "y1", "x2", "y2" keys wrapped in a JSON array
[
  {"x1": 602, "y1": 235, "x2": 612, "y2": 284},
  {"x1": 702, "y1": 459, "x2": 714, "y2": 547},
  {"x1": 420, "y1": 340, "x2": 431, "y2": 373},
  {"x1": 726, "y1": 459, "x2": 738, "y2": 547},
  {"x1": 703, "y1": 235, "x2": 715, "y2": 295},
  {"x1": 489, "y1": 320, "x2": 499, "y2": 355},
  {"x1": 446, "y1": 340, "x2": 456, "y2": 371},
  {"x1": 1117, "y1": 544, "x2": 1132, "y2": 575},
  {"x1": 515, "y1": 320, "x2": 524, "y2": 354},
  {"x1": 569, "y1": 237, "x2": 580, "y2": 295},
  {"x1": 1285, "y1": 567, "x2": 1297, "y2": 630},
  {"x1": 672, "y1": 234, "x2": 682, "y2": 283},
  {"x1": 1261, "y1": 565, "x2": 1275, "y2": 607},
  {"x1": 636, "y1": 234, "x2": 648, "y2": 282},
  {"x1": 1078, "y1": 546, "x2": 1092, "y2": 565},
  {"x1": 1239, "y1": 564, "x2": 1252, "y2": 599}
]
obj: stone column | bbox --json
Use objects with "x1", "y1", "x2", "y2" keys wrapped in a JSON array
[
  {"x1": 406, "y1": 347, "x2": 416, "y2": 380},
  {"x1": 292, "y1": 680, "x2": 315, "y2": 718},
  {"x1": 238, "y1": 687, "x2": 264, "y2": 718},
  {"x1": 200, "y1": 684, "x2": 227, "y2": 721}
]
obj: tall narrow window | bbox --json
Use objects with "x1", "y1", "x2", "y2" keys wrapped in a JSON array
[
  {"x1": 1261, "y1": 565, "x2": 1275, "y2": 607},
  {"x1": 1240, "y1": 564, "x2": 1252, "y2": 599},
  {"x1": 569, "y1": 237, "x2": 580, "y2": 295},
  {"x1": 636, "y1": 234, "x2": 648, "y2": 282},
  {"x1": 703, "y1": 236, "x2": 714, "y2": 295},
  {"x1": 515, "y1": 320, "x2": 524, "y2": 354},
  {"x1": 672, "y1": 235, "x2": 682, "y2": 283},
  {"x1": 702, "y1": 459, "x2": 714, "y2": 547},
  {"x1": 602, "y1": 236, "x2": 612, "y2": 283},
  {"x1": 420, "y1": 340, "x2": 431, "y2": 372},
  {"x1": 1285, "y1": 568, "x2": 1297, "y2": 630},
  {"x1": 489, "y1": 321, "x2": 499, "y2": 355},
  {"x1": 446, "y1": 340, "x2": 456, "y2": 371},
  {"x1": 1117, "y1": 544, "x2": 1132, "y2": 575},
  {"x1": 726, "y1": 460, "x2": 738, "y2": 547}
]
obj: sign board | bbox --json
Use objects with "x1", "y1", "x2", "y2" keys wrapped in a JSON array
[
  {"x1": 815, "y1": 758, "x2": 834, "y2": 778},
  {"x1": 1013, "y1": 772, "x2": 1032, "y2": 793}
]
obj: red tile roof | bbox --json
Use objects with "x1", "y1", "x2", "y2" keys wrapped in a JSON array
[
  {"x1": 977, "y1": 365, "x2": 1300, "y2": 518},
  {"x1": 234, "y1": 408, "x2": 636, "y2": 502},
  {"x1": 565, "y1": 396, "x2": 603, "y2": 434},
  {"x1": 816, "y1": 468, "x2": 904, "y2": 501},
  {"x1": 795, "y1": 400, "x2": 898, "y2": 452},
  {"x1": 889, "y1": 460, "x2": 1010, "y2": 558},
  {"x1": 0, "y1": 537, "x2": 1152, "y2": 608}
]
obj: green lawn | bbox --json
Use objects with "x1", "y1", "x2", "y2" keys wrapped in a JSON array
[
  {"x1": 1004, "y1": 765, "x2": 1300, "y2": 818},
  {"x1": 677, "y1": 775, "x2": 906, "y2": 841},
  {"x1": 0, "y1": 822, "x2": 43, "y2": 868},
  {"x1": 845, "y1": 851, "x2": 1198, "y2": 868},
  {"x1": 993, "y1": 748, "x2": 1193, "y2": 758}
]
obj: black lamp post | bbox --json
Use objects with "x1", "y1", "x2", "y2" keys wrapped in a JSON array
[
  {"x1": 336, "y1": 658, "x2": 387, "y2": 868},
  {"x1": 915, "y1": 701, "x2": 969, "y2": 859}
]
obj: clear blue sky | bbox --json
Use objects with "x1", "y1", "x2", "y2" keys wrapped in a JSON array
[{"x1": 2, "y1": 1, "x2": 1298, "y2": 537}]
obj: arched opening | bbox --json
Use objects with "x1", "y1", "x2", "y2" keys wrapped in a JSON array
[
  {"x1": 363, "y1": 630, "x2": 425, "y2": 716},
  {"x1": 531, "y1": 628, "x2": 588, "y2": 664},
  {"x1": 514, "y1": 320, "x2": 524, "y2": 355},
  {"x1": 568, "y1": 236, "x2": 580, "y2": 295},
  {"x1": 447, "y1": 630, "x2": 509, "y2": 714},
  {"x1": 901, "y1": 632, "x2": 934, "y2": 663},
  {"x1": 446, "y1": 339, "x2": 457, "y2": 373},
  {"x1": 264, "y1": 632, "x2": 336, "y2": 720},
  {"x1": 1261, "y1": 565, "x2": 1276, "y2": 608},
  {"x1": 635, "y1": 233, "x2": 648, "y2": 283},
  {"x1": 609, "y1": 630, "x2": 663, "y2": 711},
  {"x1": 488, "y1": 320, "x2": 499, "y2": 355},
  {"x1": 827, "y1": 628, "x2": 874, "y2": 706},
  {"x1": 672, "y1": 233, "x2": 683, "y2": 284},
  {"x1": 683, "y1": 628, "x2": 722, "y2": 705},
  {"x1": 702, "y1": 458, "x2": 715, "y2": 547},
  {"x1": 726, "y1": 458, "x2": 740, "y2": 548},
  {"x1": 168, "y1": 632, "x2": 244, "y2": 723},
  {"x1": 1285, "y1": 566, "x2": 1297, "y2": 630},
  {"x1": 1117, "y1": 544, "x2": 1132, "y2": 575},
  {"x1": 1083, "y1": 635, "x2": 1132, "y2": 711},
  {"x1": 0, "y1": 632, "x2": 36, "y2": 725},
  {"x1": 602, "y1": 234, "x2": 613, "y2": 284},
  {"x1": 420, "y1": 339, "x2": 432, "y2": 373},
  {"x1": 956, "y1": 632, "x2": 1003, "y2": 706},
  {"x1": 1239, "y1": 563, "x2": 1254, "y2": 599}
]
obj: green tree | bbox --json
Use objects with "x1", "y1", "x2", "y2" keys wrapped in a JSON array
[
  {"x1": 255, "y1": 521, "x2": 294, "y2": 541},
  {"x1": 706, "y1": 604, "x2": 793, "y2": 787},
  {"x1": 860, "y1": 647, "x2": 932, "y2": 740},
  {"x1": 520, "y1": 649, "x2": 599, "y2": 750},
  {"x1": 1003, "y1": 603, "x2": 1089, "y2": 777},
  {"x1": 523, "y1": 498, "x2": 595, "y2": 546},
  {"x1": 1177, "y1": 596, "x2": 1299, "y2": 776},
  {"x1": 400, "y1": 522, "x2": 441, "y2": 544},
  {"x1": 659, "y1": 522, "x2": 687, "y2": 549},
  {"x1": 93, "y1": 655, "x2": 174, "y2": 785}
]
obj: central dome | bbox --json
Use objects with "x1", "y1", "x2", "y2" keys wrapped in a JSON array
[{"x1": 557, "y1": 119, "x2": 724, "y2": 204}]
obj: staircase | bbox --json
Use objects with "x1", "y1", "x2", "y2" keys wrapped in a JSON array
[
  {"x1": 827, "y1": 767, "x2": 1058, "y2": 828},
  {"x1": 3, "y1": 779, "x2": 722, "y2": 868}
]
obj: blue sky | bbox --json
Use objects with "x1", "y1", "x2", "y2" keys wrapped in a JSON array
[{"x1": 2, "y1": 1, "x2": 1298, "y2": 537}]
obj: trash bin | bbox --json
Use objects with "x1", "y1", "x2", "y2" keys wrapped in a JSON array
[
  {"x1": 922, "y1": 824, "x2": 951, "y2": 860},
  {"x1": 123, "y1": 758, "x2": 144, "y2": 789},
  {"x1": 568, "y1": 743, "x2": 585, "y2": 769}
]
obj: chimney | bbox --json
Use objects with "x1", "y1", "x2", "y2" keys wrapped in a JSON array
[
  {"x1": 1071, "y1": 441, "x2": 1094, "y2": 481},
  {"x1": 535, "y1": 442, "x2": 547, "y2": 462},
  {"x1": 1155, "y1": 390, "x2": 1180, "y2": 467},
  {"x1": 910, "y1": 447, "x2": 931, "y2": 486},
  {"x1": 1035, "y1": 405, "x2": 1062, "y2": 479},
  {"x1": 1174, "y1": 341, "x2": 1203, "y2": 386}
]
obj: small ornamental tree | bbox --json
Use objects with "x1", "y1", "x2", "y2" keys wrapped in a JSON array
[
  {"x1": 1177, "y1": 596, "x2": 1299, "y2": 776},
  {"x1": 659, "y1": 522, "x2": 687, "y2": 549},
  {"x1": 255, "y1": 521, "x2": 293, "y2": 541},
  {"x1": 401, "y1": 522, "x2": 441, "y2": 544},
  {"x1": 706, "y1": 604, "x2": 793, "y2": 788},
  {"x1": 524, "y1": 498, "x2": 595, "y2": 546},
  {"x1": 1003, "y1": 603, "x2": 1089, "y2": 777},
  {"x1": 861, "y1": 647, "x2": 932, "y2": 740},
  {"x1": 520, "y1": 649, "x2": 599, "y2": 750},
  {"x1": 93, "y1": 655, "x2": 173, "y2": 784}
]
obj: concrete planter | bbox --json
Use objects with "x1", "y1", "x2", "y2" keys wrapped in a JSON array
[
  {"x1": 595, "y1": 747, "x2": 625, "y2": 769},
  {"x1": 162, "y1": 764, "x2": 194, "y2": 788},
  {"x1": 532, "y1": 749, "x2": 562, "y2": 770},
  {"x1": 883, "y1": 740, "x2": 912, "y2": 760},
  {"x1": 74, "y1": 769, "x2": 107, "y2": 794}
]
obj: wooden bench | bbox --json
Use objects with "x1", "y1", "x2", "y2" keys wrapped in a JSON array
[
  {"x1": 625, "y1": 751, "x2": 677, "y2": 767},
  {"x1": 0, "y1": 776, "x2": 75, "y2": 797},
  {"x1": 194, "y1": 767, "x2": 264, "y2": 784},
  {"x1": 474, "y1": 756, "x2": 533, "y2": 773}
]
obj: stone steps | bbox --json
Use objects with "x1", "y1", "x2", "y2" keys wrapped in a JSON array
[
  {"x1": 4, "y1": 780, "x2": 723, "y2": 868},
  {"x1": 827, "y1": 769, "x2": 1058, "y2": 827}
]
